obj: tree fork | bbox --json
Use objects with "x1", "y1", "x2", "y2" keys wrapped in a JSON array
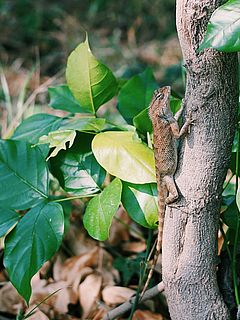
[{"x1": 162, "y1": 0, "x2": 239, "y2": 319}]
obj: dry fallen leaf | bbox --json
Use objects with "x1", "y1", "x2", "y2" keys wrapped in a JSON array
[
  {"x1": 25, "y1": 307, "x2": 50, "y2": 320},
  {"x1": 122, "y1": 241, "x2": 146, "y2": 253},
  {"x1": 79, "y1": 273, "x2": 102, "y2": 319},
  {"x1": 64, "y1": 224, "x2": 97, "y2": 256},
  {"x1": 30, "y1": 280, "x2": 78, "y2": 315},
  {"x1": 133, "y1": 309, "x2": 164, "y2": 320},
  {"x1": 102, "y1": 286, "x2": 135, "y2": 306},
  {"x1": 59, "y1": 247, "x2": 99, "y2": 284},
  {"x1": 0, "y1": 282, "x2": 24, "y2": 314}
]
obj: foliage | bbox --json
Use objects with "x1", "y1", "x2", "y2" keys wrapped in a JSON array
[
  {"x1": 0, "y1": 35, "x2": 168, "y2": 303},
  {"x1": 199, "y1": 0, "x2": 240, "y2": 52},
  {"x1": 0, "y1": 4, "x2": 239, "y2": 309}
]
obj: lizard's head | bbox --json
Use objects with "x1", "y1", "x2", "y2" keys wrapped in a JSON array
[{"x1": 148, "y1": 86, "x2": 171, "y2": 121}]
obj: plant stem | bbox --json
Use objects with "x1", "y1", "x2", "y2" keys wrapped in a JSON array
[
  {"x1": 233, "y1": 126, "x2": 240, "y2": 306},
  {"x1": 128, "y1": 229, "x2": 153, "y2": 320}
]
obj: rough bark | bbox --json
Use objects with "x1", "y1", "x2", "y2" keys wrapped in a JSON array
[{"x1": 162, "y1": 0, "x2": 239, "y2": 319}]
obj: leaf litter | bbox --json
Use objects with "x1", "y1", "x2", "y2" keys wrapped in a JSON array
[{"x1": 0, "y1": 206, "x2": 168, "y2": 319}]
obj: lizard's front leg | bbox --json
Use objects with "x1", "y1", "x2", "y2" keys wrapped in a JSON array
[{"x1": 169, "y1": 111, "x2": 193, "y2": 139}]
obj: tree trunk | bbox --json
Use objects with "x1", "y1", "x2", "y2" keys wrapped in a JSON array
[{"x1": 162, "y1": 0, "x2": 239, "y2": 319}]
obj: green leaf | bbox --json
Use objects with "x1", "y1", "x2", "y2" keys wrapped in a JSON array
[
  {"x1": 92, "y1": 131, "x2": 155, "y2": 184},
  {"x1": 122, "y1": 182, "x2": 158, "y2": 228},
  {"x1": 4, "y1": 202, "x2": 64, "y2": 303},
  {"x1": 236, "y1": 188, "x2": 240, "y2": 211},
  {"x1": 48, "y1": 84, "x2": 83, "y2": 113},
  {"x1": 113, "y1": 255, "x2": 142, "y2": 286},
  {"x1": 117, "y1": 67, "x2": 158, "y2": 123},
  {"x1": 66, "y1": 36, "x2": 118, "y2": 114},
  {"x1": 60, "y1": 117, "x2": 106, "y2": 133},
  {"x1": 12, "y1": 114, "x2": 63, "y2": 145},
  {"x1": 222, "y1": 200, "x2": 239, "y2": 229},
  {"x1": 133, "y1": 108, "x2": 152, "y2": 134},
  {"x1": 51, "y1": 149, "x2": 106, "y2": 196},
  {"x1": 83, "y1": 178, "x2": 122, "y2": 240},
  {"x1": 0, "y1": 209, "x2": 21, "y2": 237},
  {"x1": 170, "y1": 96, "x2": 182, "y2": 114},
  {"x1": 0, "y1": 140, "x2": 49, "y2": 210},
  {"x1": 199, "y1": 0, "x2": 240, "y2": 52},
  {"x1": 35, "y1": 129, "x2": 76, "y2": 160}
]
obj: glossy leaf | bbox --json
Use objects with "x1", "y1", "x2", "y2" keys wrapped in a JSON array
[
  {"x1": 34, "y1": 129, "x2": 76, "y2": 160},
  {"x1": 12, "y1": 114, "x2": 63, "y2": 144},
  {"x1": 122, "y1": 182, "x2": 158, "y2": 228},
  {"x1": 0, "y1": 140, "x2": 49, "y2": 210},
  {"x1": 117, "y1": 67, "x2": 158, "y2": 123},
  {"x1": 66, "y1": 37, "x2": 118, "y2": 114},
  {"x1": 51, "y1": 149, "x2": 106, "y2": 196},
  {"x1": 48, "y1": 84, "x2": 83, "y2": 113},
  {"x1": 4, "y1": 202, "x2": 64, "y2": 303},
  {"x1": 199, "y1": 0, "x2": 240, "y2": 52},
  {"x1": 0, "y1": 209, "x2": 21, "y2": 237},
  {"x1": 60, "y1": 117, "x2": 106, "y2": 133},
  {"x1": 83, "y1": 178, "x2": 122, "y2": 241},
  {"x1": 133, "y1": 108, "x2": 152, "y2": 134},
  {"x1": 92, "y1": 131, "x2": 155, "y2": 184}
]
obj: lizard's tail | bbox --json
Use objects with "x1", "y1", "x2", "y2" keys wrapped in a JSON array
[{"x1": 140, "y1": 189, "x2": 165, "y2": 298}]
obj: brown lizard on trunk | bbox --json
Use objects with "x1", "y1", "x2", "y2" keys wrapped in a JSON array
[{"x1": 141, "y1": 86, "x2": 192, "y2": 297}]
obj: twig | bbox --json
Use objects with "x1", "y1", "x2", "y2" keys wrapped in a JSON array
[{"x1": 103, "y1": 281, "x2": 164, "y2": 320}]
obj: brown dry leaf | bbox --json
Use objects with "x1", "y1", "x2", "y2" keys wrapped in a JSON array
[
  {"x1": 102, "y1": 286, "x2": 135, "y2": 306},
  {"x1": 91, "y1": 307, "x2": 108, "y2": 320},
  {"x1": 133, "y1": 310, "x2": 164, "y2": 320},
  {"x1": 79, "y1": 273, "x2": 102, "y2": 319},
  {"x1": 0, "y1": 282, "x2": 24, "y2": 314},
  {"x1": 122, "y1": 241, "x2": 146, "y2": 253},
  {"x1": 64, "y1": 224, "x2": 97, "y2": 256},
  {"x1": 101, "y1": 268, "x2": 119, "y2": 288},
  {"x1": 218, "y1": 224, "x2": 228, "y2": 255},
  {"x1": 31, "y1": 280, "x2": 77, "y2": 315},
  {"x1": 53, "y1": 253, "x2": 67, "y2": 282},
  {"x1": 59, "y1": 247, "x2": 99, "y2": 284},
  {"x1": 72, "y1": 266, "x2": 93, "y2": 294},
  {"x1": 107, "y1": 207, "x2": 130, "y2": 246},
  {"x1": 25, "y1": 307, "x2": 50, "y2": 320}
]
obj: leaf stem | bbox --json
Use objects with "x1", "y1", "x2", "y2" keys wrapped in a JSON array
[{"x1": 52, "y1": 194, "x2": 96, "y2": 203}]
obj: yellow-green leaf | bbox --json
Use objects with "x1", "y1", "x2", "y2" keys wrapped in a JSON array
[
  {"x1": 92, "y1": 131, "x2": 156, "y2": 184},
  {"x1": 66, "y1": 36, "x2": 118, "y2": 114},
  {"x1": 35, "y1": 129, "x2": 76, "y2": 160}
]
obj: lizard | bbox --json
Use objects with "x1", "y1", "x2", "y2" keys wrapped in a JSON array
[{"x1": 141, "y1": 86, "x2": 193, "y2": 297}]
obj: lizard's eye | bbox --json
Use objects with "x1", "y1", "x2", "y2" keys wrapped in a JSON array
[{"x1": 156, "y1": 93, "x2": 164, "y2": 99}]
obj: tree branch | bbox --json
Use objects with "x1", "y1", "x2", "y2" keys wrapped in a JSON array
[{"x1": 103, "y1": 282, "x2": 164, "y2": 320}]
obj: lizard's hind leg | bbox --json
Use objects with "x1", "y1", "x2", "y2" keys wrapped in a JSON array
[{"x1": 163, "y1": 175, "x2": 179, "y2": 204}]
